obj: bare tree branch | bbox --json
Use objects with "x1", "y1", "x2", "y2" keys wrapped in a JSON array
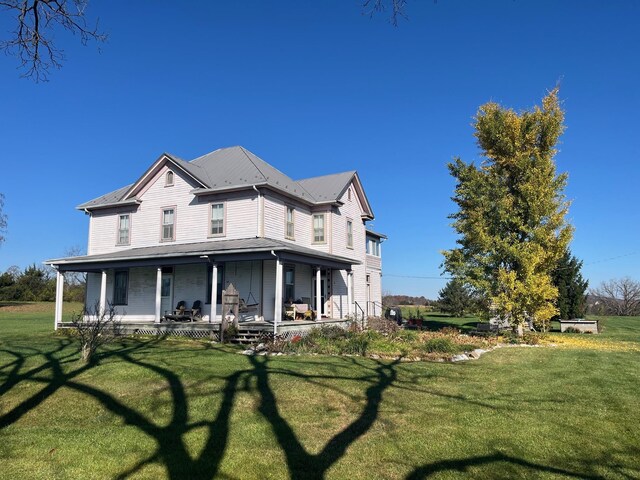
[
  {"x1": 0, "y1": 0, "x2": 107, "y2": 82},
  {"x1": 590, "y1": 278, "x2": 640, "y2": 316},
  {"x1": 362, "y1": 0, "x2": 409, "y2": 27}
]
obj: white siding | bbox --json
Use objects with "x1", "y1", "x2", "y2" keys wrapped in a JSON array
[
  {"x1": 88, "y1": 166, "x2": 259, "y2": 255},
  {"x1": 262, "y1": 260, "x2": 276, "y2": 320},
  {"x1": 331, "y1": 269, "x2": 349, "y2": 319}
]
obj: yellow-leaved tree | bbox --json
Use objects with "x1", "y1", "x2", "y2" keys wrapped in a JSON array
[{"x1": 442, "y1": 89, "x2": 573, "y2": 335}]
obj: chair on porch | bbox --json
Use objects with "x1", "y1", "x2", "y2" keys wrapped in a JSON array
[
  {"x1": 284, "y1": 304, "x2": 296, "y2": 321},
  {"x1": 164, "y1": 301, "x2": 188, "y2": 322},
  {"x1": 189, "y1": 300, "x2": 202, "y2": 322}
]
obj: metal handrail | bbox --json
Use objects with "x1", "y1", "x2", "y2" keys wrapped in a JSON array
[
  {"x1": 367, "y1": 300, "x2": 383, "y2": 317},
  {"x1": 354, "y1": 301, "x2": 365, "y2": 326}
]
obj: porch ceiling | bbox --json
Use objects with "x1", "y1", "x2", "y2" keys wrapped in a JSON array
[{"x1": 45, "y1": 237, "x2": 359, "y2": 272}]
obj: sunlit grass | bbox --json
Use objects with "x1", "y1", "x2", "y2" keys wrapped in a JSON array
[{"x1": 0, "y1": 303, "x2": 639, "y2": 479}]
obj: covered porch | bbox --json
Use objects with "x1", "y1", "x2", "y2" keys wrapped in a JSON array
[{"x1": 47, "y1": 238, "x2": 360, "y2": 332}]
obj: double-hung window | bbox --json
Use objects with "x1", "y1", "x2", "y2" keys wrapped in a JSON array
[
  {"x1": 117, "y1": 214, "x2": 130, "y2": 245},
  {"x1": 286, "y1": 206, "x2": 295, "y2": 239},
  {"x1": 162, "y1": 208, "x2": 175, "y2": 241},
  {"x1": 113, "y1": 270, "x2": 129, "y2": 305},
  {"x1": 284, "y1": 265, "x2": 295, "y2": 302},
  {"x1": 210, "y1": 203, "x2": 224, "y2": 236},
  {"x1": 313, "y1": 214, "x2": 325, "y2": 243},
  {"x1": 346, "y1": 219, "x2": 353, "y2": 249}
]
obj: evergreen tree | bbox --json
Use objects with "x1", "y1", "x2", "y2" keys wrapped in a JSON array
[
  {"x1": 552, "y1": 250, "x2": 588, "y2": 319},
  {"x1": 443, "y1": 89, "x2": 573, "y2": 335},
  {"x1": 438, "y1": 279, "x2": 473, "y2": 317}
]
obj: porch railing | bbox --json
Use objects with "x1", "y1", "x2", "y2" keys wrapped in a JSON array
[
  {"x1": 367, "y1": 301, "x2": 383, "y2": 317},
  {"x1": 354, "y1": 301, "x2": 365, "y2": 327}
]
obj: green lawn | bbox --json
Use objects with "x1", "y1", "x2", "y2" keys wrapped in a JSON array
[{"x1": 1, "y1": 303, "x2": 639, "y2": 479}]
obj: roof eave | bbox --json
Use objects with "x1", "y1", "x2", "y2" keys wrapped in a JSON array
[{"x1": 76, "y1": 198, "x2": 142, "y2": 212}]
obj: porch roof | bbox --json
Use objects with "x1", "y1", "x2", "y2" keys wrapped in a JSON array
[{"x1": 45, "y1": 237, "x2": 359, "y2": 272}]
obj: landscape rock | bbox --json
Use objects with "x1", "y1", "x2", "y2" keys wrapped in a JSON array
[
  {"x1": 255, "y1": 343, "x2": 267, "y2": 352},
  {"x1": 240, "y1": 349, "x2": 255, "y2": 355},
  {"x1": 451, "y1": 354, "x2": 469, "y2": 362},
  {"x1": 468, "y1": 349, "x2": 486, "y2": 359}
]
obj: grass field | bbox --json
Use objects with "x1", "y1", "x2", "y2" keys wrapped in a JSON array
[{"x1": 1, "y1": 303, "x2": 639, "y2": 479}]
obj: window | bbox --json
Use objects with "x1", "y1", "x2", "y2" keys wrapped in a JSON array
[
  {"x1": 346, "y1": 219, "x2": 353, "y2": 249},
  {"x1": 286, "y1": 206, "x2": 295, "y2": 239},
  {"x1": 348, "y1": 188, "x2": 352, "y2": 201},
  {"x1": 113, "y1": 270, "x2": 129, "y2": 305},
  {"x1": 161, "y1": 208, "x2": 175, "y2": 241},
  {"x1": 117, "y1": 214, "x2": 130, "y2": 245},
  {"x1": 313, "y1": 214, "x2": 325, "y2": 243},
  {"x1": 366, "y1": 237, "x2": 380, "y2": 256},
  {"x1": 165, "y1": 171, "x2": 174, "y2": 186},
  {"x1": 206, "y1": 266, "x2": 224, "y2": 304},
  {"x1": 210, "y1": 203, "x2": 224, "y2": 236},
  {"x1": 284, "y1": 265, "x2": 295, "y2": 302}
]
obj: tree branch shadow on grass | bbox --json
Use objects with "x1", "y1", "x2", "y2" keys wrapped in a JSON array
[
  {"x1": 0, "y1": 339, "x2": 634, "y2": 480},
  {"x1": 404, "y1": 452, "x2": 605, "y2": 480}
]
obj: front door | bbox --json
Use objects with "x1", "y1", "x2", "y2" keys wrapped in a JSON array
[
  {"x1": 160, "y1": 273, "x2": 173, "y2": 316},
  {"x1": 312, "y1": 270, "x2": 331, "y2": 317}
]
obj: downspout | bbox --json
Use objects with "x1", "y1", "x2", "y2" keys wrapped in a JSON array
[
  {"x1": 271, "y1": 250, "x2": 279, "y2": 335},
  {"x1": 84, "y1": 208, "x2": 92, "y2": 255}
]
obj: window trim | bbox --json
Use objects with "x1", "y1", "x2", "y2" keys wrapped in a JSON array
[
  {"x1": 116, "y1": 213, "x2": 131, "y2": 246},
  {"x1": 285, "y1": 205, "x2": 295, "y2": 240},
  {"x1": 113, "y1": 270, "x2": 129, "y2": 306},
  {"x1": 160, "y1": 206, "x2": 176, "y2": 242},
  {"x1": 346, "y1": 218, "x2": 353, "y2": 249},
  {"x1": 312, "y1": 213, "x2": 326, "y2": 244},
  {"x1": 208, "y1": 201, "x2": 226, "y2": 237},
  {"x1": 366, "y1": 236, "x2": 380, "y2": 257},
  {"x1": 165, "y1": 170, "x2": 174, "y2": 187}
]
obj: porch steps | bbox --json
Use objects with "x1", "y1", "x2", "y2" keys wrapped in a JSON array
[{"x1": 230, "y1": 327, "x2": 265, "y2": 345}]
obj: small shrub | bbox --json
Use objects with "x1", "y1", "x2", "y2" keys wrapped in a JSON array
[
  {"x1": 222, "y1": 324, "x2": 238, "y2": 343},
  {"x1": 564, "y1": 327, "x2": 581, "y2": 334},
  {"x1": 422, "y1": 337, "x2": 457, "y2": 354},
  {"x1": 344, "y1": 335, "x2": 369, "y2": 356},
  {"x1": 367, "y1": 316, "x2": 400, "y2": 335},
  {"x1": 440, "y1": 326, "x2": 460, "y2": 336}
]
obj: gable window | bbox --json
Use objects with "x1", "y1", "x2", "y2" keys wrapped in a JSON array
[
  {"x1": 285, "y1": 206, "x2": 295, "y2": 239},
  {"x1": 206, "y1": 265, "x2": 224, "y2": 304},
  {"x1": 113, "y1": 270, "x2": 129, "y2": 305},
  {"x1": 348, "y1": 188, "x2": 352, "y2": 201},
  {"x1": 313, "y1": 214, "x2": 325, "y2": 243},
  {"x1": 210, "y1": 203, "x2": 225, "y2": 236},
  {"x1": 346, "y1": 219, "x2": 353, "y2": 249},
  {"x1": 117, "y1": 214, "x2": 130, "y2": 245},
  {"x1": 161, "y1": 208, "x2": 175, "y2": 241},
  {"x1": 165, "y1": 171, "x2": 174, "y2": 187},
  {"x1": 284, "y1": 265, "x2": 295, "y2": 302}
]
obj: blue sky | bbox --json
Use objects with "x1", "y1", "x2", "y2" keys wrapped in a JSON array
[{"x1": 1, "y1": 0, "x2": 639, "y2": 298}]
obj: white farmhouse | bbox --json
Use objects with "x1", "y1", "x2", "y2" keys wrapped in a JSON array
[{"x1": 47, "y1": 146, "x2": 385, "y2": 330}]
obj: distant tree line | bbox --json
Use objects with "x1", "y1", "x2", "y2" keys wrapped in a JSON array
[
  {"x1": 382, "y1": 294, "x2": 435, "y2": 307},
  {"x1": 0, "y1": 264, "x2": 85, "y2": 303}
]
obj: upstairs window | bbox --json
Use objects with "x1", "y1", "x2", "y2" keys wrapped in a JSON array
[
  {"x1": 161, "y1": 208, "x2": 175, "y2": 241},
  {"x1": 313, "y1": 214, "x2": 325, "y2": 243},
  {"x1": 366, "y1": 237, "x2": 380, "y2": 256},
  {"x1": 117, "y1": 214, "x2": 130, "y2": 245},
  {"x1": 348, "y1": 187, "x2": 352, "y2": 201},
  {"x1": 346, "y1": 219, "x2": 353, "y2": 249},
  {"x1": 286, "y1": 206, "x2": 295, "y2": 239},
  {"x1": 113, "y1": 270, "x2": 129, "y2": 305},
  {"x1": 210, "y1": 203, "x2": 225, "y2": 236},
  {"x1": 165, "y1": 171, "x2": 174, "y2": 186}
]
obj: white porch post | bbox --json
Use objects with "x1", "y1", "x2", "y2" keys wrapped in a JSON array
[
  {"x1": 210, "y1": 263, "x2": 218, "y2": 323},
  {"x1": 274, "y1": 257, "x2": 283, "y2": 334},
  {"x1": 54, "y1": 271, "x2": 64, "y2": 330},
  {"x1": 99, "y1": 270, "x2": 107, "y2": 317},
  {"x1": 155, "y1": 267, "x2": 162, "y2": 323},
  {"x1": 315, "y1": 266, "x2": 322, "y2": 321},
  {"x1": 347, "y1": 270, "x2": 354, "y2": 318}
]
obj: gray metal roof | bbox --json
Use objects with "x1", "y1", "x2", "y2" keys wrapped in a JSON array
[
  {"x1": 78, "y1": 146, "x2": 368, "y2": 210},
  {"x1": 297, "y1": 171, "x2": 356, "y2": 202},
  {"x1": 46, "y1": 237, "x2": 360, "y2": 268},
  {"x1": 77, "y1": 184, "x2": 134, "y2": 210}
]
